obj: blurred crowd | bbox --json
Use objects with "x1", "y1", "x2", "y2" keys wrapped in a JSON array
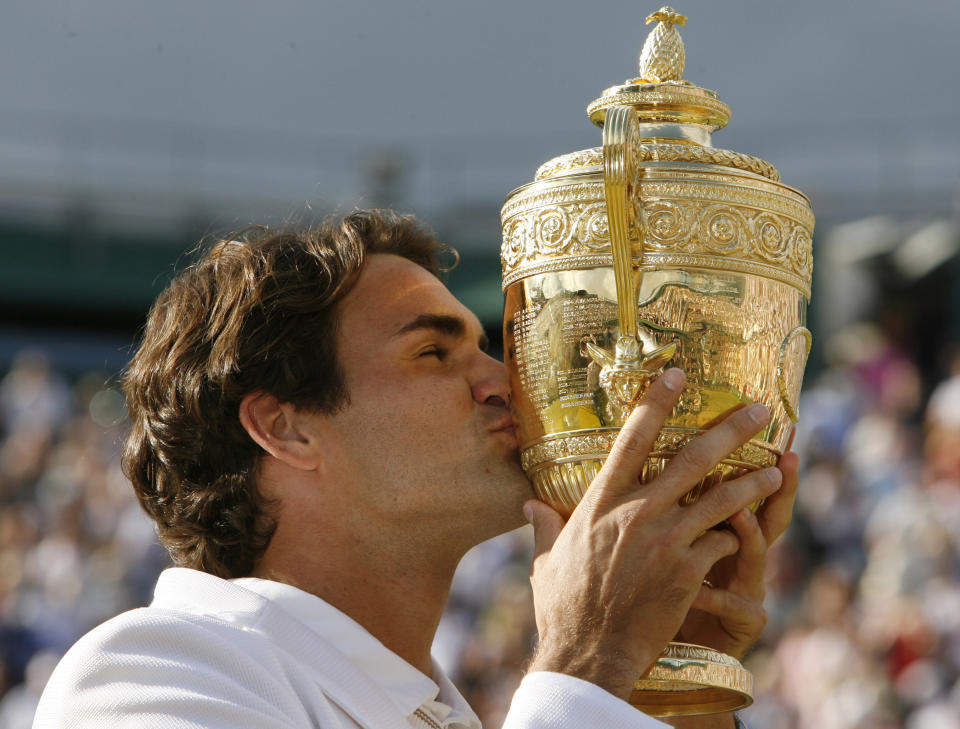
[
  {"x1": 0, "y1": 351, "x2": 168, "y2": 729},
  {"x1": 437, "y1": 324, "x2": 960, "y2": 729},
  {"x1": 742, "y1": 328, "x2": 960, "y2": 729},
  {"x1": 1, "y1": 321, "x2": 959, "y2": 729}
]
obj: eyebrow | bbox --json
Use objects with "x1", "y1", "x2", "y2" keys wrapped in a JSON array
[{"x1": 395, "y1": 314, "x2": 489, "y2": 352}]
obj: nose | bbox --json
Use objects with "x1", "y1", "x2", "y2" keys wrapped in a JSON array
[{"x1": 472, "y1": 351, "x2": 511, "y2": 409}]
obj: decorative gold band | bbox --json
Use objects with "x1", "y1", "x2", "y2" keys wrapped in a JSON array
[
  {"x1": 536, "y1": 144, "x2": 780, "y2": 183},
  {"x1": 501, "y1": 172, "x2": 814, "y2": 294},
  {"x1": 521, "y1": 427, "x2": 779, "y2": 472},
  {"x1": 587, "y1": 85, "x2": 731, "y2": 130}
]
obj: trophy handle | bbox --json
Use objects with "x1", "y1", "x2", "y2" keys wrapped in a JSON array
[
  {"x1": 602, "y1": 104, "x2": 642, "y2": 345},
  {"x1": 776, "y1": 326, "x2": 812, "y2": 423},
  {"x1": 591, "y1": 104, "x2": 675, "y2": 417}
]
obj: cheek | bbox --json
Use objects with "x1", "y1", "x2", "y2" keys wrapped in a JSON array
[
  {"x1": 343, "y1": 382, "x2": 471, "y2": 444},
  {"x1": 358, "y1": 370, "x2": 473, "y2": 416}
]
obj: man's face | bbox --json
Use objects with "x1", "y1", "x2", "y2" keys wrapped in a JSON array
[{"x1": 315, "y1": 253, "x2": 532, "y2": 553}]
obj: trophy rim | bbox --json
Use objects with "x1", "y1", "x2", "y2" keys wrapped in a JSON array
[{"x1": 503, "y1": 158, "x2": 813, "y2": 209}]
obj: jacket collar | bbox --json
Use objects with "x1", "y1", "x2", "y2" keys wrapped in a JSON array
[
  {"x1": 151, "y1": 568, "x2": 423, "y2": 729},
  {"x1": 230, "y1": 576, "x2": 443, "y2": 717}
]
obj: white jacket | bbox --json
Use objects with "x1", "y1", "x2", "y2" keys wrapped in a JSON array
[{"x1": 33, "y1": 568, "x2": 667, "y2": 729}]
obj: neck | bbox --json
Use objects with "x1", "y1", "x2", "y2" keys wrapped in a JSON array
[{"x1": 251, "y1": 512, "x2": 462, "y2": 676}]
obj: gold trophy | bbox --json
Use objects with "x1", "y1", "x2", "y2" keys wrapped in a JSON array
[{"x1": 501, "y1": 7, "x2": 813, "y2": 717}]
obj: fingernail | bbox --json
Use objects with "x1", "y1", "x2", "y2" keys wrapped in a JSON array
[
  {"x1": 523, "y1": 503, "x2": 534, "y2": 523},
  {"x1": 747, "y1": 404, "x2": 770, "y2": 425},
  {"x1": 764, "y1": 468, "x2": 783, "y2": 486},
  {"x1": 662, "y1": 368, "x2": 684, "y2": 391}
]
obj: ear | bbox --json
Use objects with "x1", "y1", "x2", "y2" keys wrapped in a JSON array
[{"x1": 238, "y1": 390, "x2": 322, "y2": 471}]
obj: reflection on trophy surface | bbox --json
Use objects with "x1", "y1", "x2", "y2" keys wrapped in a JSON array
[{"x1": 500, "y1": 6, "x2": 814, "y2": 718}]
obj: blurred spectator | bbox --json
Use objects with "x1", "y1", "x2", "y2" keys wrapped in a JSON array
[{"x1": 0, "y1": 351, "x2": 71, "y2": 436}]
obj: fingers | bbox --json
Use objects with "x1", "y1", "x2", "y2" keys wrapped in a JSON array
[
  {"x1": 525, "y1": 499, "x2": 565, "y2": 566},
  {"x1": 651, "y1": 403, "x2": 772, "y2": 508},
  {"x1": 685, "y1": 466, "x2": 783, "y2": 538},
  {"x1": 590, "y1": 368, "x2": 685, "y2": 504},
  {"x1": 689, "y1": 529, "x2": 740, "y2": 575},
  {"x1": 756, "y1": 450, "x2": 799, "y2": 545},
  {"x1": 727, "y1": 507, "x2": 767, "y2": 601},
  {"x1": 690, "y1": 586, "x2": 767, "y2": 641},
  {"x1": 785, "y1": 424, "x2": 797, "y2": 453}
]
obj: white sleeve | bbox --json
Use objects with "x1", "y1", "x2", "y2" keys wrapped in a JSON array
[
  {"x1": 32, "y1": 611, "x2": 312, "y2": 729},
  {"x1": 502, "y1": 672, "x2": 670, "y2": 729}
]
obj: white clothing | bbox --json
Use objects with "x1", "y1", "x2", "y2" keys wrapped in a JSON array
[
  {"x1": 33, "y1": 568, "x2": 668, "y2": 729},
  {"x1": 230, "y1": 576, "x2": 479, "y2": 729}
]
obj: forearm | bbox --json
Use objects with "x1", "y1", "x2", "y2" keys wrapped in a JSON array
[{"x1": 526, "y1": 637, "x2": 641, "y2": 702}]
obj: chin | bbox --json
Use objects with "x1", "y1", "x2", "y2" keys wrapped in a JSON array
[{"x1": 477, "y1": 455, "x2": 534, "y2": 510}]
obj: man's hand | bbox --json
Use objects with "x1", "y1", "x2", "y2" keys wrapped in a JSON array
[
  {"x1": 524, "y1": 368, "x2": 784, "y2": 702},
  {"x1": 675, "y1": 449, "x2": 799, "y2": 660}
]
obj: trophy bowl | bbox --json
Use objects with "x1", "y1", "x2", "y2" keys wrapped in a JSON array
[{"x1": 501, "y1": 6, "x2": 813, "y2": 717}]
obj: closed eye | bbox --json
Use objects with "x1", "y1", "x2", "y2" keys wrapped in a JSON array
[{"x1": 419, "y1": 348, "x2": 448, "y2": 360}]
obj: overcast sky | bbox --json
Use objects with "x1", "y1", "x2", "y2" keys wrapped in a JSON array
[{"x1": 1, "y1": 0, "x2": 958, "y2": 224}]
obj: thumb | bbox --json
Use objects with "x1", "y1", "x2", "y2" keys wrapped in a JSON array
[{"x1": 524, "y1": 499, "x2": 565, "y2": 562}]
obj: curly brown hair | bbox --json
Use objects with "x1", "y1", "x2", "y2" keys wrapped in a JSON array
[{"x1": 122, "y1": 210, "x2": 449, "y2": 578}]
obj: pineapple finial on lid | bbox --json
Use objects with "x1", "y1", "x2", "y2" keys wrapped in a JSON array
[
  {"x1": 587, "y1": 7, "x2": 729, "y2": 130},
  {"x1": 637, "y1": 6, "x2": 688, "y2": 83}
]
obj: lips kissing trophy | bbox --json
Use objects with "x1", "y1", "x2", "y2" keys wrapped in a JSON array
[{"x1": 500, "y1": 7, "x2": 814, "y2": 718}]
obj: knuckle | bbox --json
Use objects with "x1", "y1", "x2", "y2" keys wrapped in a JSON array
[
  {"x1": 662, "y1": 519, "x2": 685, "y2": 543},
  {"x1": 673, "y1": 560, "x2": 701, "y2": 589},
  {"x1": 721, "y1": 530, "x2": 741, "y2": 555},
  {"x1": 676, "y1": 442, "x2": 713, "y2": 473},
  {"x1": 614, "y1": 425, "x2": 649, "y2": 459},
  {"x1": 613, "y1": 500, "x2": 649, "y2": 532},
  {"x1": 704, "y1": 484, "x2": 740, "y2": 518},
  {"x1": 701, "y1": 529, "x2": 738, "y2": 559},
  {"x1": 756, "y1": 605, "x2": 769, "y2": 630}
]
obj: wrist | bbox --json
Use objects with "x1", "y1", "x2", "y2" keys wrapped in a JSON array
[{"x1": 527, "y1": 639, "x2": 642, "y2": 701}]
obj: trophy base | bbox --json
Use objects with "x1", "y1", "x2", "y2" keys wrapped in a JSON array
[{"x1": 629, "y1": 642, "x2": 753, "y2": 717}]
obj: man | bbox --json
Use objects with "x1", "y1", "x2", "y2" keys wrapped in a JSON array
[{"x1": 34, "y1": 210, "x2": 797, "y2": 728}]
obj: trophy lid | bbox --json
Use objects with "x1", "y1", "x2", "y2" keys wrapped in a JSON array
[
  {"x1": 586, "y1": 7, "x2": 731, "y2": 139},
  {"x1": 532, "y1": 7, "x2": 785, "y2": 184}
]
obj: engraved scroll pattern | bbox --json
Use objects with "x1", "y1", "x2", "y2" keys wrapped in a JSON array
[
  {"x1": 642, "y1": 200, "x2": 813, "y2": 282},
  {"x1": 502, "y1": 196, "x2": 813, "y2": 293},
  {"x1": 502, "y1": 201, "x2": 613, "y2": 269}
]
